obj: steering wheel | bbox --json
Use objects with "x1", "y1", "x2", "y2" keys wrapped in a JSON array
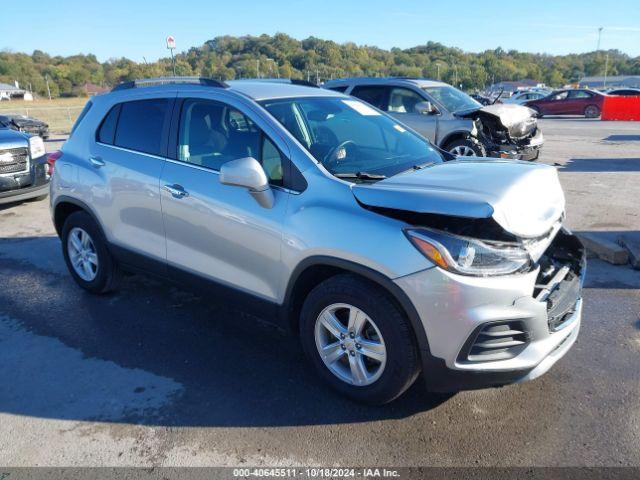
[{"x1": 323, "y1": 140, "x2": 357, "y2": 168}]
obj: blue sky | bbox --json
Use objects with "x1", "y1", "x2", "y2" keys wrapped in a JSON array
[{"x1": 3, "y1": 0, "x2": 640, "y2": 61}]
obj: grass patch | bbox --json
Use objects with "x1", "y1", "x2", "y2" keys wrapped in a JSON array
[{"x1": 0, "y1": 98, "x2": 90, "y2": 134}]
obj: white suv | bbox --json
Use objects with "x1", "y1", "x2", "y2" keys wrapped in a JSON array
[{"x1": 50, "y1": 77, "x2": 585, "y2": 404}]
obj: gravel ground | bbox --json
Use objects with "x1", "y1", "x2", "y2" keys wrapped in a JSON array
[{"x1": 0, "y1": 119, "x2": 638, "y2": 467}]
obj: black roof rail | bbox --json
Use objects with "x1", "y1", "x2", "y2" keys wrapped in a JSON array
[
  {"x1": 235, "y1": 78, "x2": 320, "y2": 88},
  {"x1": 111, "y1": 76, "x2": 229, "y2": 91}
]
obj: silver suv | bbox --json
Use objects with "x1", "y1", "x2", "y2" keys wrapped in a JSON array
[
  {"x1": 50, "y1": 77, "x2": 584, "y2": 404},
  {"x1": 324, "y1": 77, "x2": 544, "y2": 160}
]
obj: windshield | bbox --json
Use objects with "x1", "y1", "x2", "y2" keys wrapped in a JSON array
[
  {"x1": 423, "y1": 86, "x2": 481, "y2": 113},
  {"x1": 259, "y1": 96, "x2": 443, "y2": 179}
]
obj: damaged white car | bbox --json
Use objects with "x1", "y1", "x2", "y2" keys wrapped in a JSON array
[{"x1": 325, "y1": 77, "x2": 544, "y2": 160}]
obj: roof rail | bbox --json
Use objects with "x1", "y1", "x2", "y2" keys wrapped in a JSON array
[
  {"x1": 111, "y1": 76, "x2": 229, "y2": 91},
  {"x1": 235, "y1": 78, "x2": 319, "y2": 88}
]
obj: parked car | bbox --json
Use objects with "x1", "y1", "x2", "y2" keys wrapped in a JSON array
[
  {"x1": 524, "y1": 89, "x2": 606, "y2": 118},
  {"x1": 606, "y1": 88, "x2": 640, "y2": 96},
  {"x1": 0, "y1": 118, "x2": 50, "y2": 205},
  {"x1": 324, "y1": 78, "x2": 543, "y2": 160},
  {"x1": 502, "y1": 91, "x2": 548, "y2": 105},
  {"x1": 50, "y1": 77, "x2": 584, "y2": 404},
  {"x1": 0, "y1": 114, "x2": 50, "y2": 139}
]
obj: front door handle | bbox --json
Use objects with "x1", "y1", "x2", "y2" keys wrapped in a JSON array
[
  {"x1": 89, "y1": 156, "x2": 105, "y2": 168},
  {"x1": 163, "y1": 184, "x2": 189, "y2": 198}
]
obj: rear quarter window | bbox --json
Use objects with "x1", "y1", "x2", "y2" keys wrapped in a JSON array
[{"x1": 96, "y1": 104, "x2": 121, "y2": 144}]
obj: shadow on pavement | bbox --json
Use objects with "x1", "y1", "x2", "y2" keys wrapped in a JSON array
[
  {"x1": 603, "y1": 134, "x2": 640, "y2": 142},
  {"x1": 559, "y1": 158, "x2": 640, "y2": 172},
  {"x1": 0, "y1": 236, "x2": 452, "y2": 428}
]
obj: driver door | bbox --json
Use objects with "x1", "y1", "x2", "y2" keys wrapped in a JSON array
[
  {"x1": 386, "y1": 87, "x2": 437, "y2": 142},
  {"x1": 160, "y1": 95, "x2": 289, "y2": 303}
]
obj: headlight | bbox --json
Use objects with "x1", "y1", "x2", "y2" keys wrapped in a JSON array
[
  {"x1": 28, "y1": 136, "x2": 45, "y2": 159},
  {"x1": 405, "y1": 228, "x2": 531, "y2": 276}
]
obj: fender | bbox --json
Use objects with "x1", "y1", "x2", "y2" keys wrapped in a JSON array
[
  {"x1": 281, "y1": 255, "x2": 432, "y2": 355},
  {"x1": 52, "y1": 195, "x2": 104, "y2": 238},
  {"x1": 438, "y1": 129, "x2": 472, "y2": 148}
]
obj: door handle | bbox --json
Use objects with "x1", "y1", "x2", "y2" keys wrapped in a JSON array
[
  {"x1": 89, "y1": 156, "x2": 105, "y2": 168},
  {"x1": 163, "y1": 184, "x2": 189, "y2": 198}
]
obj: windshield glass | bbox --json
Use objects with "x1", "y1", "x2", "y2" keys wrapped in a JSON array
[
  {"x1": 259, "y1": 96, "x2": 443, "y2": 179},
  {"x1": 423, "y1": 86, "x2": 481, "y2": 113}
]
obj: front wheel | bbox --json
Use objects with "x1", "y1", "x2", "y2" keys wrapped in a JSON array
[
  {"x1": 584, "y1": 105, "x2": 600, "y2": 118},
  {"x1": 300, "y1": 274, "x2": 420, "y2": 404},
  {"x1": 445, "y1": 138, "x2": 486, "y2": 157}
]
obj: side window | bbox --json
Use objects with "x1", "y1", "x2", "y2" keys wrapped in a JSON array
[
  {"x1": 327, "y1": 86, "x2": 348, "y2": 93},
  {"x1": 178, "y1": 99, "x2": 284, "y2": 185},
  {"x1": 553, "y1": 91, "x2": 569, "y2": 101},
  {"x1": 388, "y1": 87, "x2": 425, "y2": 113},
  {"x1": 114, "y1": 99, "x2": 169, "y2": 156},
  {"x1": 350, "y1": 86, "x2": 389, "y2": 110},
  {"x1": 97, "y1": 104, "x2": 121, "y2": 145},
  {"x1": 569, "y1": 90, "x2": 592, "y2": 99}
]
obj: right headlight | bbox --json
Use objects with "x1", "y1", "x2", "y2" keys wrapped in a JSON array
[{"x1": 405, "y1": 227, "x2": 531, "y2": 277}]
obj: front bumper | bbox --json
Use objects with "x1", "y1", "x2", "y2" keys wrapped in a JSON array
[
  {"x1": 0, "y1": 154, "x2": 50, "y2": 204},
  {"x1": 394, "y1": 229, "x2": 584, "y2": 392}
]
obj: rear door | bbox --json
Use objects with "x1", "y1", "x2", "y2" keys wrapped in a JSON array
[
  {"x1": 159, "y1": 93, "x2": 290, "y2": 302},
  {"x1": 567, "y1": 90, "x2": 594, "y2": 114},
  {"x1": 92, "y1": 96, "x2": 174, "y2": 266}
]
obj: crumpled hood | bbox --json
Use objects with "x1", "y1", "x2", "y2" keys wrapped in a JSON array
[
  {"x1": 352, "y1": 160, "x2": 565, "y2": 239},
  {"x1": 458, "y1": 103, "x2": 537, "y2": 139}
]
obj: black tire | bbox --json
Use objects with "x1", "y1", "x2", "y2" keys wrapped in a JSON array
[
  {"x1": 445, "y1": 137, "x2": 486, "y2": 157},
  {"x1": 584, "y1": 105, "x2": 600, "y2": 118},
  {"x1": 61, "y1": 210, "x2": 122, "y2": 294},
  {"x1": 300, "y1": 274, "x2": 421, "y2": 405}
]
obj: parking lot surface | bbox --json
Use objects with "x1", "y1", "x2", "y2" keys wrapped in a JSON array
[{"x1": 1, "y1": 118, "x2": 639, "y2": 466}]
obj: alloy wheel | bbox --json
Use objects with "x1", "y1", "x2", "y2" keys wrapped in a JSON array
[
  {"x1": 314, "y1": 303, "x2": 387, "y2": 386},
  {"x1": 450, "y1": 145, "x2": 476, "y2": 156},
  {"x1": 67, "y1": 227, "x2": 99, "y2": 282}
]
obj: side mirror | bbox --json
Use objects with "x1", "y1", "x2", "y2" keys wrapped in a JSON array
[
  {"x1": 219, "y1": 157, "x2": 274, "y2": 209},
  {"x1": 414, "y1": 101, "x2": 435, "y2": 115}
]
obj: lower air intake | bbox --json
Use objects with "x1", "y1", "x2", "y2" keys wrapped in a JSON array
[{"x1": 460, "y1": 321, "x2": 529, "y2": 363}]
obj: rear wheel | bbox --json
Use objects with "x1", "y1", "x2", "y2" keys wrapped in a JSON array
[
  {"x1": 584, "y1": 105, "x2": 600, "y2": 118},
  {"x1": 61, "y1": 211, "x2": 122, "y2": 294},
  {"x1": 300, "y1": 274, "x2": 420, "y2": 404},
  {"x1": 445, "y1": 137, "x2": 486, "y2": 157}
]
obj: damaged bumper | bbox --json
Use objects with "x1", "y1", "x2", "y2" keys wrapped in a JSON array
[
  {"x1": 486, "y1": 128, "x2": 544, "y2": 161},
  {"x1": 394, "y1": 228, "x2": 585, "y2": 392}
]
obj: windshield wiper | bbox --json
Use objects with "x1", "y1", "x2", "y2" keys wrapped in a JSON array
[{"x1": 334, "y1": 171, "x2": 387, "y2": 180}]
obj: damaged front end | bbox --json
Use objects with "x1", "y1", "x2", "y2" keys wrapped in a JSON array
[{"x1": 459, "y1": 104, "x2": 544, "y2": 161}]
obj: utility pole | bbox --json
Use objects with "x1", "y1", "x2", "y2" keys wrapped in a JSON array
[
  {"x1": 256, "y1": 59, "x2": 260, "y2": 78},
  {"x1": 45, "y1": 74, "x2": 52, "y2": 101},
  {"x1": 596, "y1": 27, "x2": 603, "y2": 52},
  {"x1": 604, "y1": 53, "x2": 609, "y2": 88},
  {"x1": 436, "y1": 63, "x2": 440, "y2": 81}
]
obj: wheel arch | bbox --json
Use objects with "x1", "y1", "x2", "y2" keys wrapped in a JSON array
[
  {"x1": 438, "y1": 130, "x2": 472, "y2": 149},
  {"x1": 281, "y1": 255, "x2": 431, "y2": 354},
  {"x1": 53, "y1": 196, "x2": 103, "y2": 238}
]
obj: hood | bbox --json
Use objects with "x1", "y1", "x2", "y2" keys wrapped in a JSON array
[
  {"x1": 457, "y1": 103, "x2": 537, "y2": 139},
  {"x1": 352, "y1": 160, "x2": 565, "y2": 239},
  {"x1": 0, "y1": 128, "x2": 29, "y2": 149}
]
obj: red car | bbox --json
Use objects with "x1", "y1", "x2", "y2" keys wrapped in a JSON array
[{"x1": 524, "y1": 89, "x2": 606, "y2": 118}]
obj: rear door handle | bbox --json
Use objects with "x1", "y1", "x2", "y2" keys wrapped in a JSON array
[
  {"x1": 163, "y1": 184, "x2": 189, "y2": 198},
  {"x1": 89, "y1": 156, "x2": 105, "y2": 168}
]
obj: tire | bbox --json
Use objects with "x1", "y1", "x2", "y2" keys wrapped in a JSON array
[
  {"x1": 299, "y1": 274, "x2": 421, "y2": 405},
  {"x1": 61, "y1": 211, "x2": 122, "y2": 294},
  {"x1": 584, "y1": 105, "x2": 600, "y2": 118},
  {"x1": 445, "y1": 137, "x2": 486, "y2": 157}
]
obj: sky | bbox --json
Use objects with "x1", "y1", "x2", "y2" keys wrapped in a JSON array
[{"x1": 2, "y1": 0, "x2": 640, "y2": 61}]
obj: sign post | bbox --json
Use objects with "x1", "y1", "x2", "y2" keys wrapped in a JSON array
[{"x1": 166, "y1": 36, "x2": 176, "y2": 76}]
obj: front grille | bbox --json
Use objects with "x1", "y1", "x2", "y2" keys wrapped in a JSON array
[
  {"x1": 459, "y1": 321, "x2": 529, "y2": 363},
  {"x1": 0, "y1": 147, "x2": 29, "y2": 175}
]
